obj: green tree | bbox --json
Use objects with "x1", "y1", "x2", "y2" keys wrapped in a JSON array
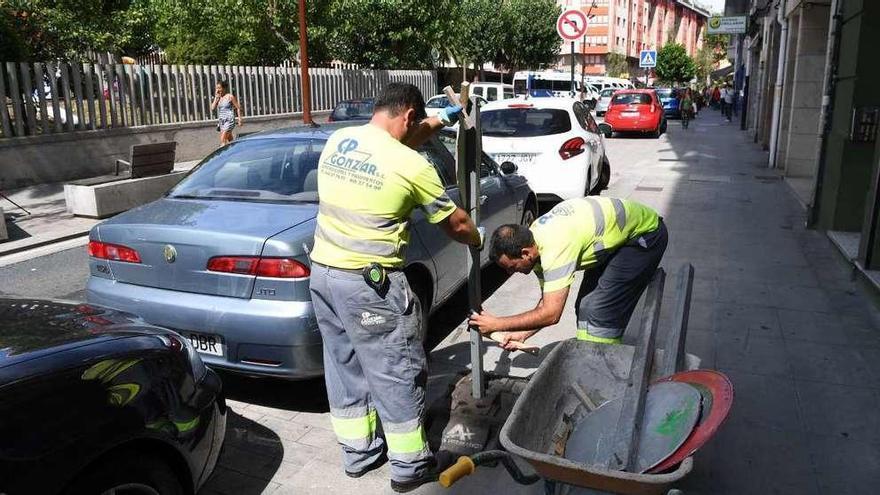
[
  {"x1": 654, "y1": 42, "x2": 696, "y2": 84},
  {"x1": 326, "y1": 0, "x2": 456, "y2": 69},
  {"x1": 150, "y1": 0, "x2": 332, "y2": 66},
  {"x1": 605, "y1": 51, "x2": 628, "y2": 77},
  {"x1": 500, "y1": 0, "x2": 561, "y2": 72},
  {"x1": 0, "y1": 0, "x2": 156, "y2": 61},
  {"x1": 452, "y1": 0, "x2": 506, "y2": 78}
]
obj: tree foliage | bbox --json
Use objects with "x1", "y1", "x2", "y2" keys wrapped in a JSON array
[
  {"x1": 654, "y1": 42, "x2": 696, "y2": 84},
  {"x1": 605, "y1": 51, "x2": 628, "y2": 78},
  {"x1": 500, "y1": 0, "x2": 561, "y2": 71},
  {"x1": 0, "y1": 0, "x2": 156, "y2": 61},
  {"x1": 327, "y1": 0, "x2": 455, "y2": 69},
  {"x1": 0, "y1": 0, "x2": 564, "y2": 72}
]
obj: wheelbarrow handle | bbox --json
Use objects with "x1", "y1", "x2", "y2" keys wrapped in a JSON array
[
  {"x1": 439, "y1": 456, "x2": 475, "y2": 487},
  {"x1": 439, "y1": 450, "x2": 541, "y2": 488}
]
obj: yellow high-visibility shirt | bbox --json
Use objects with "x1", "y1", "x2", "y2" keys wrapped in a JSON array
[
  {"x1": 532, "y1": 197, "x2": 659, "y2": 293},
  {"x1": 310, "y1": 124, "x2": 456, "y2": 269}
]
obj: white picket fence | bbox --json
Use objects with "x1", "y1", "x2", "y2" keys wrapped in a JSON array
[{"x1": 0, "y1": 62, "x2": 437, "y2": 138}]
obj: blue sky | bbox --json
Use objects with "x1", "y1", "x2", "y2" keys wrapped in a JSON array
[{"x1": 703, "y1": 0, "x2": 726, "y2": 14}]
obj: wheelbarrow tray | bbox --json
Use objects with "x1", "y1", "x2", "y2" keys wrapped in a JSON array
[{"x1": 499, "y1": 338, "x2": 701, "y2": 495}]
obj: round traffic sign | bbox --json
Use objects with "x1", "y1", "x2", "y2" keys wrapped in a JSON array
[{"x1": 557, "y1": 9, "x2": 588, "y2": 41}]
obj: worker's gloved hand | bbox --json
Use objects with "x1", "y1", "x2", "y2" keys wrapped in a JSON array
[{"x1": 438, "y1": 104, "x2": 463, "y2": 126}]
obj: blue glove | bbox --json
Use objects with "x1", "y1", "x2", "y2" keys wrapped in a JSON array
[{"x1": 438, "y1": 104, "x2": 463, "y2": 126}]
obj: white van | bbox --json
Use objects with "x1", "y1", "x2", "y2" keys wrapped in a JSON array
[{"x1": 470, "y1": 82, "x2": 515, "y2": 102}]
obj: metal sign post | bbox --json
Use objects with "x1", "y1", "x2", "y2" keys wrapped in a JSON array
[
  {"x1": 444, "y1": 83, "x2": 485, "y2": 399},
  {"x1": 557, "y1": 9, "x2": 588, "y2": 98},
  {"x1": 639, "y1": 49, "x2": 657, "y2": 87}
]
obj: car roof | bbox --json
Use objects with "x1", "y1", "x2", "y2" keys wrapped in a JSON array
[
  {"x1": 239, "y1": 122, "x2": 357, "y2": 141},
  {"x1": 335, "y1": 98, "x2": 374, "y2": 105},
  {"x1": 613, "y1": 89, "x2": 654, "y2": 94},
  {"x1": 480, "y1": 97, "x2": 577, "y2": 111}
]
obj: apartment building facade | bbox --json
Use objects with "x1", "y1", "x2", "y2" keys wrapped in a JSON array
[{"x1": 556, "y1": 0, "x2": 711, "y2": 77}]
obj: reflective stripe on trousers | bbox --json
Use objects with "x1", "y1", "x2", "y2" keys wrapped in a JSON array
[{"x1": 309, "y1": 264, "x2": 431, "y2": 482}]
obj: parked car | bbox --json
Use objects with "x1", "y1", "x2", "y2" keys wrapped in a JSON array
[
  {"x1": 602, "y1": 89, "x2": 667, "y2": 138},
  {"x1": 0, "y1": 298, "x2": 225, "y2": 495},
  {"x1": 470, "y1": 82, "x2": 515, "y2": 102},
  {"x1": 479, "y1": 97, "x2": 611, "y2": 203},
  {"x1": 594, "y1": 88, "x2": 617, "y2": 116},
  {"x1": 86, "y1": 124, "x2": 537, "y2": 379},
  {"x1": 654, "y1": 88, "x2": 681, "y2": 119},
  {"x1": 425, "y1": 94, "x2": 488, "y2": 119},
  {"x1": 328, "y1": 98, "x2": 374, "y2": 122}
]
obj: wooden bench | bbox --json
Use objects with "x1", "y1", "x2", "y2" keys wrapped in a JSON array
[
  {"x1": 72, "y1": 142, "x2": 177, "y2": 187},
  {"x1": 64, "y1": 141, "x2": 185, "y2": 218}
]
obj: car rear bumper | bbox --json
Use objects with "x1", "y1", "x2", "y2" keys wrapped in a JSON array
[
  {"x1": 87, "y1": 277, "x2": 324, "y2": 379},
  {"x1": 605, "y1": 117, "x2": 660, "y2": 132}
]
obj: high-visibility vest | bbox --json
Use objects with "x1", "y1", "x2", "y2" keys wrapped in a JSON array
[
  {"x1": 310, "y1": 124, "x2": 456, "y2": 269},
  {"x1": 532, "y1": 197, "x2": 660, "y2": 293}
]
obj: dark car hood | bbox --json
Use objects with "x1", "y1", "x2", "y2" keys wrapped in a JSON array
[
  {"x1": 100, "y1": 197, "x2": 318, "y2": 236},
  {"x1": 0, "y1": 299, "x2": 165, "y2": 368}
]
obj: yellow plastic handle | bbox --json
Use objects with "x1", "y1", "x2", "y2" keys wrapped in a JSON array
[{"x1": 439, "y1": 456, "x2": 476, "y2": 488}]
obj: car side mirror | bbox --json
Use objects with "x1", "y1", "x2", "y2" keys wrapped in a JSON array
[
  {"x1": 598, "y1": 123, "x2": 612, "y2": 135},
  {"x1": 500, "y1": 161, "x2": 518, "y2": 175}
]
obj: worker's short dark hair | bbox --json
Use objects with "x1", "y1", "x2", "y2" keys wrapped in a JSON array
[
  {"x1": 490, "y1": 224, "x2": 535, "y2": 262},
  {"x1": 374, "y1": 83, "x2": 427, "y2": 120}
]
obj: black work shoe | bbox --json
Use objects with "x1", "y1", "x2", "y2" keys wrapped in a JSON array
[
  {"x1": 345, "y1": 453, "x2": 388, "y2": 478},
  {"x1": 390, "y1": 452, "x2": 455, "y2": 493}
]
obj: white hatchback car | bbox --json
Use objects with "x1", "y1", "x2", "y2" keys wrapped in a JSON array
[
  {"x1": 425, "y1": 93, "x2": 488, "y2": 119},
  {"x1": 594, "y1": 88, "x2": 617, "y2": 116},
  {"x1": 480, "y1": 97, "x2": 611, "y2": 203}
]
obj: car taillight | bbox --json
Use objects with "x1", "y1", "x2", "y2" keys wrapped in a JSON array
[
  {"x1": 327, "y1": 114, "x2": 334, "y2": 122},
  {"x1": 207, "y1": 256, "x2": 311, "y2": 278},
  {"x1": 559, "y1": 137, "x2": 586, "y2": 160},
  {"x1": 88, "y1": 241, "x2": 142, "y2": 263}
]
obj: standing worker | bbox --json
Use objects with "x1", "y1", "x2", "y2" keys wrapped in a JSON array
[
  {"x1": 309, "y1": 83, "x2": 482, "y2": 493},
  {"x1": 469, "y1": 197, "x2": 666, "y2": 347}
]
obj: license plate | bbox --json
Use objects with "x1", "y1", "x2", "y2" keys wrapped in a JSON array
[
  {"x1": 492, "y1": 153, "x2": 537, "y2": 167},
  {"x1": 622, "y1": 111, "x2": 639, "y2": 118},
  {"x1": 186, "y1": 332, "x2": 225, "y2": 357}
]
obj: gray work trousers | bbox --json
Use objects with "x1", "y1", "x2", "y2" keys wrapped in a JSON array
[
  {"x1": 576, "y1": 221, "x2": 668, "y2": 340},
  {"x1": 309, "y1": 263, "x2": 432, "y2": 482}
]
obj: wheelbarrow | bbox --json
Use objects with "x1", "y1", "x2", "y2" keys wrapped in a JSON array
[{"x1": 441, "y1": 265, "x2": 732, "y2": 494}]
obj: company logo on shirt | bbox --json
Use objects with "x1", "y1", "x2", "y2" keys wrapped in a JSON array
[
  {"x1": 360, "y1": 311, "x2": 386, "y2": 326},
  {"x1": 325, "y1": 138, "x2": 380, "y2": 176}
]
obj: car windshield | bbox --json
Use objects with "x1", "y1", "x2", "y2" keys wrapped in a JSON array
[
  {"x1": 481, "y1": 108, "x2": 571, "y2": 137},
  {"x1": 600, "y1": 88, "x2": 616, "y2": 97},
  {"x1": 612, "y1": 93, "x2": 652, "y2": 105},
  {"x1": 426, "y1": 96, "x2": 450, "y2": 108},
  {"x1": 331, "y1": 100, "x2": 373, "y2": 120},
  {"x1": 655, "y1": 89, "x2": 674, "y2": 98},
  {"x1": 168, "y1": 138, "x2": 324, "y2": 203}
]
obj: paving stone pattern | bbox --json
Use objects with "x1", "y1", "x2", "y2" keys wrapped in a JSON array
[{"x1": 200, "y1": 111, "x2": 880, "y2": 494}]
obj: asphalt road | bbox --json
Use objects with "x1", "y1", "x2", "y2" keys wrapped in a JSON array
[{"x1": 0, "y1": 244, "x2": 89, "y2": 301}]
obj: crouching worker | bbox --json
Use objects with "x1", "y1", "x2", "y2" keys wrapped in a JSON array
[{"x1": 469, "y1": 197, "x2": 667, "y2": 347}]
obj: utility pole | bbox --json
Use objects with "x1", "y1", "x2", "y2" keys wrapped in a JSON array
[{"x1": 298, "y1": 0, "x2": 314, "y2": 126}]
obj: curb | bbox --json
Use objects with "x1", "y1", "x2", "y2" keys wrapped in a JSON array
[{"x1": 0, "y1": 230, "x2": 90, "y2": 261}]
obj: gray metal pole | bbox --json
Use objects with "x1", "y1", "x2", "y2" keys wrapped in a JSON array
[{"x1": 570, "y1": 41, "x2": 576, "y2": 97}]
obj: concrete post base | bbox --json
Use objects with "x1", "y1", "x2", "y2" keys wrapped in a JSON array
[{"x1": 64, "y1": 172, "x2": 188, "y2": 219}]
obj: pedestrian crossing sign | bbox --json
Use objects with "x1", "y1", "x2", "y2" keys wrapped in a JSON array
[{"x1": 640, "y1": 50, "x2": 657, "y2": 68}]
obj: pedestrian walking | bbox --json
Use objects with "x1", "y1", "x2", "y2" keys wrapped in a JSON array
[
  {"x1": 711, "y1": 86, "x2": 721, "y2": 110},
  {"x1": 469, "y1": 197, "x2": 667, "y2": 347},
  {"x1": 308, "y1": 83, "x2": 481, "y2": 493},
  {"x1": 723, "y1": 84, "x2": 734, "y2": 122},
  {"x1": 680, "y1": 89, "x2": 694, "y2": 129},
  {"x1": 211, "y1": 80, "x2": 242, "y2": 146}
]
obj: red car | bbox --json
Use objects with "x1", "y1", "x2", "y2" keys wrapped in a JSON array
[{"x1": 601, "y1": 89, "x2": 667, "y2": 138}]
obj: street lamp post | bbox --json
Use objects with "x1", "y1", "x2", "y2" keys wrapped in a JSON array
[{"x1": 298, "y1": 0, "x2": 314, "y2": 126}]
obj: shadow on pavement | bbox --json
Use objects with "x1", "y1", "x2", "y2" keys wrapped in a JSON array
[
  {"x1": 217, "y1": 372, "x2": 329, "y2": 413},
  {"x1": 201, "y1": 409, "x2": 283, "y2": 495}
]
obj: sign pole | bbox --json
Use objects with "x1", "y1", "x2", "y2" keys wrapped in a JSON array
[{"x1": 570, "y1": 41, "x2": 576, "y2": 98}]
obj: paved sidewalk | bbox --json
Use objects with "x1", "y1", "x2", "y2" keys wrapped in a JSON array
[
  {"x1": 0, "y1": 160, "x2": 199, "y2": 257},
  {"x1": 197, "y1": 110, "x2": 880, "y2": 495}
]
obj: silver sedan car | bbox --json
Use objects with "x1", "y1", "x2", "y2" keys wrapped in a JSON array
[
  {"x1": 594, "y1": 88, "x2": 617, "y2": 116},
  {"x1": 86, "y1": 124, "x2": 537, "y2": 379}
]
